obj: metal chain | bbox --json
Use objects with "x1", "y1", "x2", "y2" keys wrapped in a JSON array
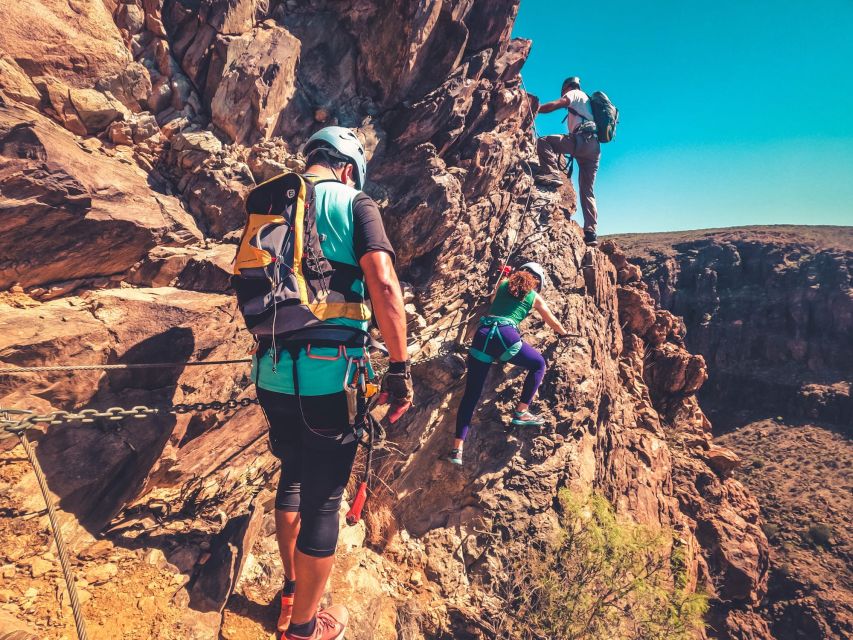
[
  {"x1": 0, "y1": 344, "x2": 467, "y2": 434},
  {"x1": 1, "y1": 397, "x2": 259, "y2": 434}
]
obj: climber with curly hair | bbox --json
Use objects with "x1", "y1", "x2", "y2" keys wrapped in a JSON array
[{"x1": 446, "y1": 262, "x2": 569, "y2": 465}]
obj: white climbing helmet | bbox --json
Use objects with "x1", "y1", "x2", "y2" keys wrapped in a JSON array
[
  {"x1": 302, "y1": 126, "x2": 367, "y2": 189},
  {"x1": 519, "y1": 262, "x2": 546, "y2": 291}
]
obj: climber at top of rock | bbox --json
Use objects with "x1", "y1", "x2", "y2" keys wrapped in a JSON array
[
  {"x1": 237, "y1": 126, "x2": 412, "y2": 640},
  {"x1": 534, "y1": 75, "x2": 603, "y2": 247},
  {"x1": 446, "y1": 263, "x2": 570, "y2": 466}
]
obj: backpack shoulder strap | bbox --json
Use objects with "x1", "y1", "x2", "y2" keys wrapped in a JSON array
[{"x1": 566, "y1": 104, "x2": 589, "y2": 121}]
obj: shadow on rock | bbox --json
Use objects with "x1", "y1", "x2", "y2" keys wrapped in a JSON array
[{"x1": 33, "y1": 327, "x2": 194, "y2": 536}]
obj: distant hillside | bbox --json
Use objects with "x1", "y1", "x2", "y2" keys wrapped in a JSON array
[{"x1": 612, "y1": 225, "x2": 853, "y2": 262}]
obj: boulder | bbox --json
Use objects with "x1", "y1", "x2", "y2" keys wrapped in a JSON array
[
  {"x1": 116, "y1": 2, "x2": 146, "y2": 35},
  {"x1": 171, "y1": 130, "x2": 223, "y2": 154},
  {"x1": 128, "y1": 245, "x2": 234, "y2": 292},
  {"x1": 207, "y1": 0, "x2": 259, "y2": 35},
  {"x1": 0, "y1": 0, "x2": 131, "y2": 88},
  {"x1": 96, "y1": 62, "x2": 153, "y2": 113},
  {"x1": 705, "y1": 445, "x2": 741, "y2": 478},
  {"x1": 0, "y1": 103, "x2": 201, "y2": 290},
  {"x1": 0, "y1": 56, "x2": 41, "y2": 107},
  {"x1": 210, "y1": 24, "x2": 301, "y2": 145},
  {"x1": 67, "y1": 87, "x2": 125, "y2": 134},
  {"x1": 108, "y1": 111, "x2": 160, "y2": 145}
]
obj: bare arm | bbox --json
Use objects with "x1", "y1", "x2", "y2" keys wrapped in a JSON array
[
  {"x1": 537, "y1": 96, "x2": 570, "y2": 114},
  {"x1": 533, "y1": 294, "x2": 568, "y2": 335},
  {"x1": 360, "y1": 250, "x2": 408, "y2": 362}
]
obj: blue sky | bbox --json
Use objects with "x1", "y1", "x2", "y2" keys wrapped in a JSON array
[{"x1": 512, "y1": 0, "x2": 853, "y2": 235}]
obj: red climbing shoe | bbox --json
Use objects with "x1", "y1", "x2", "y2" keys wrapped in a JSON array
[
  {"x1": 277, "y1": 591, "x2": 294, "y2": 634},
  {"x1": 284, "y1": 605, "x2": 349, "y2": 640}
]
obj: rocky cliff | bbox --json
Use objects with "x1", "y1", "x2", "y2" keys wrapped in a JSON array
[
  {"x1": 1, "y1": 2, "x2": 768, "y2": 639},
  {"x1": 615, "y1": 226, "x2": 852, "y2": 639},
  {"x1": 615, "y1": 226, "x2": 852, "y2": 428}
]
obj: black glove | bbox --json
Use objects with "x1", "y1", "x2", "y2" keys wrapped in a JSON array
[{"x1": 377, "y1": 360, "x2": 413, "y2": 424}]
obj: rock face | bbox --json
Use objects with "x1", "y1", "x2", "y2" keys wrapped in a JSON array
[
  {"x1": 0, "y1": 2, "x2": 770, "y2": 639},
  {"x1": 615, "y1": 226, "x2": 853, "y2": 427},
  {"x1": 0, "y1": 104, "x2": 201, "y2": 290},
  {"x1": 617, "y1": 226, "x2": 853, "y2": 640}
]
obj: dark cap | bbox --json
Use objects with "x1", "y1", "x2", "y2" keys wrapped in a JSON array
[{"x1": 561, "y1": 76, "x2": 582, "y2": 93}]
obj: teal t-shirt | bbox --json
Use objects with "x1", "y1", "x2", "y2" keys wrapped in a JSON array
[{"x1": 252, "y1": 178, "x2": 393, "y2": 395}]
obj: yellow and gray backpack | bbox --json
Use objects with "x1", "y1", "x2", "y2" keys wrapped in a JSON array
[{"x1": 231, "y1": 172, "x2": 371, "y2": 342}]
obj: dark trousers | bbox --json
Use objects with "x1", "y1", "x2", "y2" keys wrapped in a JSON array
[
  {"x1": 454, "y1": 324, "x2": 546, "y2": 441},
  {"x1": 536, "y1": 132, "x2": 601, "y2": 233},
  {"x1": 257, "y1": 388, "x2": 358, "y2": 558}
]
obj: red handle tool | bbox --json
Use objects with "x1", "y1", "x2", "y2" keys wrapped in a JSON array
[{"x1": 346, "y1": 482, "x2": 368, "y2": 525}]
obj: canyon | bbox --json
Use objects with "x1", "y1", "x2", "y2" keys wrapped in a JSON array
[
  {"x1": 0, "y1": 2, "x2": 803, "y2": 639},
  {"x1": 617, "y1": 226, "x2": 852, "y2": 640}
]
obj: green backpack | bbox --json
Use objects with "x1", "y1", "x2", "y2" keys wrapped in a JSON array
[
  {"x1": 589, "y1": 91, "x2": 619, "y2": 143},
  {"x1": 566, "y1": 90, "x2": 619, "y2": 143}
]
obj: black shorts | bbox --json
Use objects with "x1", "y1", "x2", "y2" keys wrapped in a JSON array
[{"x1": 256, "y1": 387, "x2": 358, "y2": 558}]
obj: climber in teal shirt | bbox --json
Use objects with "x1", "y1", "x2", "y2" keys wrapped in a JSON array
[{"x1": 253, "y1": 127, "x2": 411, "y2": 640}]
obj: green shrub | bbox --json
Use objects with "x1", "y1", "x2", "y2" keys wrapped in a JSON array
[
  {"x1": 760, "y1": 522, "x2": 780, "y2": 541},
  {"x1": 807, "y1": 523, "x2": 832, "y2": 547},
  {"x1": 492, "y1": 491, "x2": 708, "y2": 639},
  {"x1": 775, "y1": 563, "x2": 793, "y2": 579}
]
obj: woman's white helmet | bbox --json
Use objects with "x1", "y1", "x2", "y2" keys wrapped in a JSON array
[{"x1": 519, "y1": 262, "x2": 546, "y2": 290}]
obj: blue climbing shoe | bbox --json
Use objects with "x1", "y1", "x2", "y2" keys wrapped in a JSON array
[
  {"x1": 446, "y1": 448, "x2": 463, "y2": 465},
  {"x1": 510, "y1": 410, "x2": 545, "y2": 427}
]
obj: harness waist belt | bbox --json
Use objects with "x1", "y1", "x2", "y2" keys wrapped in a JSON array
[
  {"x1": 469, "y1": 316, "x2": 522, "y2": 364},
  {"x1": 261, "y1": 325, "x2": 387, "y2": 354}
]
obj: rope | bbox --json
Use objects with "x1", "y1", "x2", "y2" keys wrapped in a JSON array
[
  {"x1": 520, "y1": 75, "x2": 542, "y2": 140},
  {"x1": 0, "y1": 358, "x2": 252, "y2": 375},
  {"x1": 16, "y1": 429, "x2": 89, "y2": 639},
  {"x1": 495, "y1": 75, "x2": 542, "y2": 273}
]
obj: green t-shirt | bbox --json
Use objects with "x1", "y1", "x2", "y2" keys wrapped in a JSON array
[
  {"x1": 487, "y1": 280, "x2": 536, "y2": 325},
  {"x1": 252, "y1": 179, "x2": 394, "y2": 396}
]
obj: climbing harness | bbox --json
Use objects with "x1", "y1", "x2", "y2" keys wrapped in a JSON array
[
  {"x1": 468, "y1": 317, "x2": 523, "y2": 364},
  {"x1": 256, "y1": 324, "x2": 387, "y2": 525},
  {"x1": 559, "y1": 153, "x2": 574, "y2": 180}
]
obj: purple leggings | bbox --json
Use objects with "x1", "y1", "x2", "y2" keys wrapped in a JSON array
[{"x1": 455, "y1": 324, "x2": 546, "y2": 441}]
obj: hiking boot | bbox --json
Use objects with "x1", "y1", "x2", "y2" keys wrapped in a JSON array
[
  {"x1": 285, "y1": 605, "x2": 349, "y2": 640},
  {"x1": 277, "y1": 591, "x2": 295, "y2": 634},
  {"x1": 445, "y1": 448, "x2": 463, "y2": 466},
  {"x1": 534, "y1": 173, "x2": 563, "y2": 188},
  {"x1": 584, "y1": 230, "x2": 598, "y2": 247},
  {"x1": 510, "y1": 410, "x2": 546, "y2": 427}
]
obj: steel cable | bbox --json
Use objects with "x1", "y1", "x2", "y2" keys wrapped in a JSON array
[{"x1": 16, "y1": 430, "x2": 89, "y2": 640}]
